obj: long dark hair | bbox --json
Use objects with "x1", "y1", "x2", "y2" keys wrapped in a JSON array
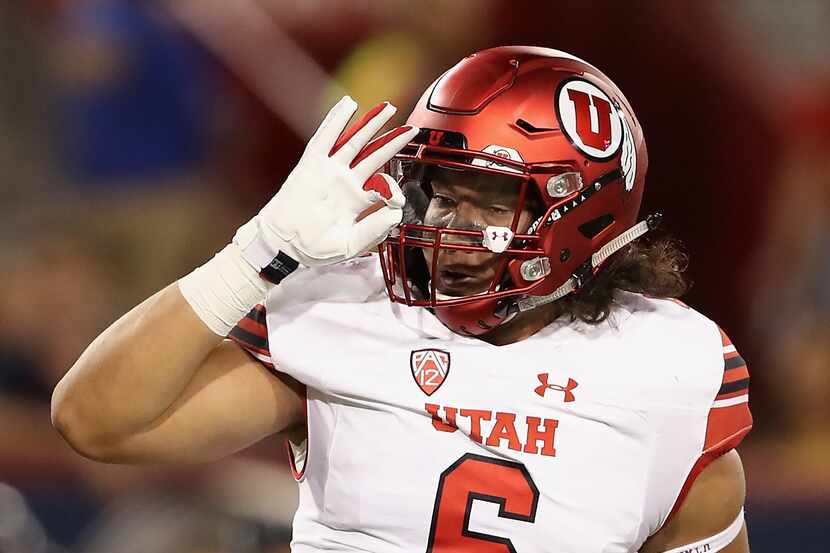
[{"x1": 558, "y1": 234, "x2": 690, "y2": 324}]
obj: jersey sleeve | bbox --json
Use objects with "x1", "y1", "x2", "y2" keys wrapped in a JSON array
[
  {"x1": 663, "y1": 327, "x2": 753, "y2": 524},
  {"x1": 704, "y1": 328, "x2": 752, "y2": 453},
  {"x1": 228, "y1": 304, "x2": 275, "y2": 370}
]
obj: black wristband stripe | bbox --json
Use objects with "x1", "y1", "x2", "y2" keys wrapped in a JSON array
[{"x1": 260, "y1": 250, "x2": 300, "y2": 285}]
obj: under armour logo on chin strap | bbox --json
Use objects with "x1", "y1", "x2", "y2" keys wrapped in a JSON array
[{"x1": 534, "y1": 373, "x2": 578, "y2": 402}]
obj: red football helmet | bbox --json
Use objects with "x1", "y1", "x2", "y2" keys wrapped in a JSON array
[{"x1": 377, "y1": 46, "x2": 652, "y2": 336}]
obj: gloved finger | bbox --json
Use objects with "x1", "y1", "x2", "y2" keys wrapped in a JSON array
[
  {"x1": 348, "y1": 204, "x2": 403, "y2": 257},
  {"x1": 329, "y1": 102, "x2": 397, "y2": 163},
  {"x1": 352, "y1": 125, "x2": 419, "y2": 180},
  {"x1": 308, "y1": 96, "x2": 358, "y2": 151},
  {"x1": 362, "y1": 173, "x2": 405, "y2": 209}
]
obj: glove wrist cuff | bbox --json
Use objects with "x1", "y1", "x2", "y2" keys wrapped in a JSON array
[
  {"x1": 233, "y1": 218, "x2": 302, "y2": 285},
  {"x1": 178, "y1": 243, "x2": 272, "y2": 336},
  {"x1": 259, "y1": 250, "x2": 301, "y2": 285}
]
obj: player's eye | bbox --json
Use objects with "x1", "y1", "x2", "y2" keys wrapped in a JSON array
[
  {"x1": 489, "y1": 205, "x2": 513, "y2": 215},
  {"x1": 432, "y1": 194, "x2": 456, "y2": 208}
]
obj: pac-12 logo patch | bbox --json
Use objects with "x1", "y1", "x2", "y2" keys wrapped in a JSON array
[
  {"x1": 556, "y1": 77, "x2": 623, "y2": 161},
  {"x1": 411, "y1": 349, "x2": 451, "y2": 396}
]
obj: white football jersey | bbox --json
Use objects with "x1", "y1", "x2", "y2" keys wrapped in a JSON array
[{"x1": 229, "y1": 255, "x2": 752, "y2": 553}]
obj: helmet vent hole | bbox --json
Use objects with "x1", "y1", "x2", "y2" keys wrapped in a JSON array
[
  {"x1": 578, "y1": 214, "x2": 615, "y2": 239},
  {"x1": 515, "y1": 118, "x2": 556, "y2": 134}
]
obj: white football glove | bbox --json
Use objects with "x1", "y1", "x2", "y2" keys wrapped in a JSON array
[{"x1": 233, "y1": 96, "x2": 419, "y2": 282}]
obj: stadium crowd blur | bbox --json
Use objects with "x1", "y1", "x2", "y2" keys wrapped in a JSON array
[{"x1": 1, "y1": 1, "x2": 827, "y2": 552}]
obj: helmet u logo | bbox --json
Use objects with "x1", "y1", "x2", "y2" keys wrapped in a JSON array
[{"x1": 566, "y1": 89, "x2": 613, "y2": 150}]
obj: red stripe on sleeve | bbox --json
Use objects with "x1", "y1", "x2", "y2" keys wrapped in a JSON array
[
  {"x1": 237, "y1": 315, "x2": 267, "y2": 337},
  {"x1": 704, "y1": 403, "x2": 753, "y2": 453},
  {"x1": 721, "y1": 365, "x2": 749, "y2": 384},
  {"x1": 228, "y1": 304, "x2": 275, "y2": 368},
  {"x1": 717, "y1": 327, "x2": 750, "y2": 389}
]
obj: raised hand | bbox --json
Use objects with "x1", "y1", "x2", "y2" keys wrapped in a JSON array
[{"x1": 234, "y1": 97, "x2": 419, "y2": 276}]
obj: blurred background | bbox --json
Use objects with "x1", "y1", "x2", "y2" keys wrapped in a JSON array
[{"x1": 1, "y1": 1, "x2": 828, "y2": 552}]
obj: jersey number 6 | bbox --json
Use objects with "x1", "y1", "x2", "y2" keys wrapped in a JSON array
[{"x1": 426, "y1": 453, "x2": 539, "y2": 553}]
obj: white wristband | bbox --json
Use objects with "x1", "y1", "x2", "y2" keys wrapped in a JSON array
[
  {"x1": 178, "y1": 242, "x2": 272, "y2": 336},
  {"x1": 660, "y1": 508, "x2": 745, "y2": 553}
]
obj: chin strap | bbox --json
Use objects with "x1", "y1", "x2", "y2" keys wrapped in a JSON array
[
  {"x1": 592, "y1": 213, "x2": 661, "y2": 267},
  {"x1": 516, "y1": 213, "x2": 662, "y2": 313}
]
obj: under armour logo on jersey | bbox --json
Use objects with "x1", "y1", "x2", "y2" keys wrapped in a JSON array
[
  {"x1": 534, "y1": 373, "x2": 578, "y2": 402},
  {"x1": 411, "y1": 349, "x2": 451, "y2": 396}
]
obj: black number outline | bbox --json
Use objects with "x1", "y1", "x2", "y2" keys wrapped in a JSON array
[{"x1": 426, "y1": 453, "x2": 539, "y2": 553}]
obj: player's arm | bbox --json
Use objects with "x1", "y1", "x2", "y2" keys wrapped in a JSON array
[
  {"x1": 52, "y1": 97, "x2": 418, "y2": 464},
  {"x1": 52, "y1": 285, "x2": 303, "y2": 463},
  {"x1": 639, "y1": 450, "x2": 749, "y2": 553}
]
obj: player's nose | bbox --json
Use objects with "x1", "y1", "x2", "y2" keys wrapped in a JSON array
[{"x1": 446, "y1": 203, "x2": 485, "y2": 231}]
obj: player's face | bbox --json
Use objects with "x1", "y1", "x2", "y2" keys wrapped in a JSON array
[{"x1": 419, "y1": 167, "x2": 538, "y2": 296}]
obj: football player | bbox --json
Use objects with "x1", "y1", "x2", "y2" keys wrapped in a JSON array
[{"x1": 53, "y1": 47, "x2": 752, "y2": 552}]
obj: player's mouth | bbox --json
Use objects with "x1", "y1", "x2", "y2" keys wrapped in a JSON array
[{"x1": 437, "y1": 266, "x2": 488, "y2": 295}]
